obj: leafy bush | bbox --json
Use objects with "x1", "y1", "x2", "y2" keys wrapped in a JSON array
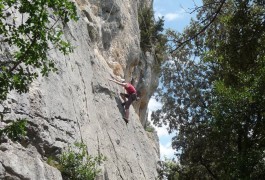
[
  {"x1": 0, "y1": 119, "x2": 27, "y2": 142},
  {"x1": 55, "y1": 142, "x2": 106, "y2": 180},
  {"x1": 144, "y1": 120, "x2": 155, "y2": 132},
  {"x1": 145, "y1": 126, "x2": 155, "y2": 132}
]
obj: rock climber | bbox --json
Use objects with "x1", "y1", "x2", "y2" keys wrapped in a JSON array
[{"x1": 109, "y1": 75, "x2": 138, "y2": 124}]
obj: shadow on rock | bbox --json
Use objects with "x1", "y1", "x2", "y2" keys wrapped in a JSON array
[{"x1": 115, "y1": 96, "x2": 125, "y2": 117}]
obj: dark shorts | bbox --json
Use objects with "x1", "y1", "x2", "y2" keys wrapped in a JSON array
[{"x1": 120, "y1": 93, "x2": 137, "y2": 109}]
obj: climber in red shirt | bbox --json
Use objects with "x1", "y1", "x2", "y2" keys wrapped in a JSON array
[{"x1": 109, "y1": 76, "x2": 138, "y2": 124}]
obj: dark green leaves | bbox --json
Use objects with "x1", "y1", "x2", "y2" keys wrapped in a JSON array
[
  {"x1": 0, "y1": 119, "x2": 27, "y2": 142},
  {"x1": 138, "y1": 6, "x2": 167, "y2": 70},
  {"x1": 152, "y1": 60, "x2": 213, "y2": 133},
  {"x1": 157, "y1": 158, "x2": 180, "y2": 180},
  {"x1": 0, "y1": 0, "x2": 78, "y2": 144},
  {"x1": 58, "y1": 142, "x2": 106, "y2": 180},
  {"x1": 153, "y1": 0, "x2": 265, "y2": 178},
  {"x1": 0, "y1": 0, "x2": 78, "y2": 102}
]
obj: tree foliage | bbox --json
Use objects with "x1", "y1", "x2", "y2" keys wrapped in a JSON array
[
  {"x1": 153, "y1": 0, "x2": 265, "y2": 179},
  {"x1": 157, "y1": 158, "x2": 180, "y2": 180},
  {"x1": 138, "y1": 6, "x2": 167, "y2": 69},
  {"x1": 0, "y1": 0, "x2": 78, "y2": 141},
  {"x1": 57, "y1": 142, "x2": 106, "y2": 180},
  {"x1": 0, "y1": 0, "x2": 78, "y2": 101},
  {"x1": 0, "y1": 119, "x2": 27, "y2": 141}
]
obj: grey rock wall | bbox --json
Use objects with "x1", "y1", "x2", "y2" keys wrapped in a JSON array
[{"x1": 0, "y1": 0, "x2": 160, "y2": 179}]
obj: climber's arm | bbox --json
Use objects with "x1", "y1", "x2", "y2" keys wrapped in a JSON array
[{"x1": 109, "y1": 79, "x2": 126, "y2": 87}]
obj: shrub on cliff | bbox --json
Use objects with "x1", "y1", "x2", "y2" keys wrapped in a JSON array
[
  {"x1": 48, "y1": 142, "x2": 106, "y2": 180},
  {"x1": 138, "y1": 7, "x2": 167, "y2": 70}
]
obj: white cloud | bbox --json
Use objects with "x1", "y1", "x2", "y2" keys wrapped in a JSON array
[
  {"x1": 148, "y1": 97, "x2": 162, "y2": 111},
  {"x1": 164, "y1": 13, "x2": 181, "y2": 21},
  {"x1": 155, "y1": 9, "x2": 185, "y2": 22},
  {"x1": 155, "y1": 125, "x2": 169, "y2": 137},
  {"x1": 160, "y1": 142, "x2": 175, "y2": 160}
]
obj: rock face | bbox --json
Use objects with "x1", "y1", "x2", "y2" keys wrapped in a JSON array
[{"x1": 0, "y1": 0, "x2": 160, "y2": 179}]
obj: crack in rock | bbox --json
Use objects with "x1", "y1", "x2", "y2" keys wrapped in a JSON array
[
  {"x1": 1, "y1": 162, "x2": 29, "y2": 180},
  {"x1": 138, "y1": 162, "x2": 146, "y2": 179}
]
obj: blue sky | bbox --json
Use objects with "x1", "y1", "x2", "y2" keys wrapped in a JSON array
[
  {"x1": 154, "y1": 0, "x2": 202, "y2": 31},
  {"x1": 148, "y1": 0, "x2": 202, "y2": 160}
]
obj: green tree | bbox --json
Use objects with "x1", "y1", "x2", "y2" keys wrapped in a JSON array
[
  {"x1": 153, "y1": 0, "x2": 265, "y2": 179},
  {"x1": 0, "y1": 0, "x2": 78, "y2": 101},
  {"x1": 158, "y1": 158, "x2": 180, "y2": 180},
  {"x1": 138, "y1": 7, "x2": 167, "y2": 70},
  {"x1": 0, "y1": 0, "x2": 78, "y2": 141}
]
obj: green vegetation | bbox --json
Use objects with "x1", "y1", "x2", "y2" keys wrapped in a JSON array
[
  {"x1": 145, "y1": 126, "x2": 155, "y2": 133},
  {"x1": 0, "y1": 119, "x2": 27, "y2": 142},
  {"x1": 0, "y1": 0, "x2": 78, "y2": 141},
  {"x1": 152, "y1": 0, "x2": 265, "y2": 179},
  {"x1": 138, "y1": 7, "x2": 167, "y2": 71},
  {"x1": 0, "y1": 0, "x2": 78, "y2": 101},
  {"x1": 144, "y1": 120, "x2": 155, "y2": 132},
  {"x1": 157, "y1": 158, "x2": 179, "y2": 180},
  {"x1": 48, "y1": 142, "x2": 106, "y2": 180}
]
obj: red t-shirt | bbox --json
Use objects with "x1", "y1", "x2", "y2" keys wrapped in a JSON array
[{"x1": 125, "y1": 83, "x2": 136, "y2": 94}]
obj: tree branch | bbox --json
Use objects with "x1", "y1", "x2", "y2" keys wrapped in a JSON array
[
  {"x1": 170, "y1": 0, "x2": 226, "y2": 53},
  {"x1": 200, "y1": 157, "x2": 218, "y2": 179}
]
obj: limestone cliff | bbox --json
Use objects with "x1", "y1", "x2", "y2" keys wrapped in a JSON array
[{"x1": 0, "y1": 0, "x2": 160, "y2": 179}]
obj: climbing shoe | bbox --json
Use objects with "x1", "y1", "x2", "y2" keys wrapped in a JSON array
[{"x1": 123, "y1": 117, "x2": 129, "y2": 124}]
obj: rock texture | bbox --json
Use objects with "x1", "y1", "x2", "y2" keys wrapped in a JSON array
[{"x1": 0, "y1": 0, "x2": 160, "y2": 179}]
